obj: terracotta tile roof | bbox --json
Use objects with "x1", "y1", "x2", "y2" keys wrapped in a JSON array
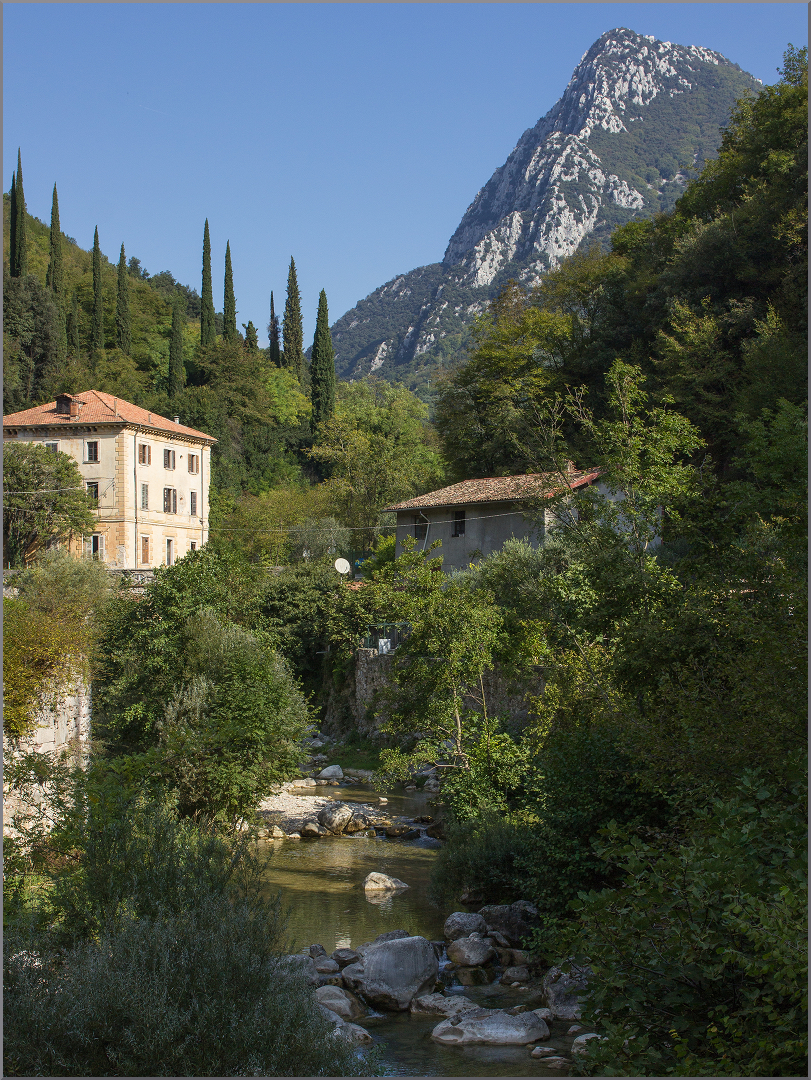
[
  {"x1": 3, "y1": 391, "x2": 216, "y2": 442},
  {"x1": 384, "y1": 470, "x2": 601, "y2": 512}
]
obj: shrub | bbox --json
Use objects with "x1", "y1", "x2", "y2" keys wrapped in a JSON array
[
  {"x1": 556, "y1": 769, "x2": 807, "y2": 1077},
  {"x1": 4, "y1": 895, "x2": 372, "y2": 1077}
]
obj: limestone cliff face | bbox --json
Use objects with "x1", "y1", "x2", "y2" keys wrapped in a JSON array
[{"x1": 331, "y1": 28, "x2": 760, "y2": 390}]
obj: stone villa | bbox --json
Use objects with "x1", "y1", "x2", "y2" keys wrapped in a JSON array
[{"x1": 3, "y1": 391, "x2": 216, "y2": 569}]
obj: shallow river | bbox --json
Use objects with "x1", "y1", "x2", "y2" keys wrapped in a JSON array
[{"x1": 260, "y1": 783, "x2": 573, "y2": 1076}]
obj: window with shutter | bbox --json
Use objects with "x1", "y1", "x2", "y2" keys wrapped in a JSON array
[
  {"x1": 86, "y1": 441, "x2": 99, "y2": 462},
  {"x1": 86, "y1": 482, "x2": 99, "y2": 504},
  {"x1": 172, "y1": 488, "x2": 177, "y2": 514},
  {"x1": 163, "y1": 487, "x2": 171, "y2": 513},
  {"x1": 139, "y1": 444, "x2": 151, "y2": 465},
  {"x1": 141, "y1": 484, "x2": 148, "y2": 510},
  {"x1": 190, "y1": 491, "x2": 197, "y2": 516},
  {"x1": 188, "y1": 453, "x2": 199, "y2": 474},
  {"x1": 141, "y1": 535, "x2": 150, "y2": 564},
  {"x1": 163, "y1": 448, "x2": 175, "y2": 469}
]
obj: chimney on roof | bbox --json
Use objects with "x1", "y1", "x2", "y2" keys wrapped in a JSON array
[
  {"x1": 565, "y1": 459, "x2": 576, "y2": 474},
  {"x1": 173, "y1": 416, "x2": 180, "y2": 425},
  {"x1": 69, "y1": 399, "x2": 81, "y2": 418}
]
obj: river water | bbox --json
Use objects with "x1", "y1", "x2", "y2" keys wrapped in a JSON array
[{"x1": 260, "y1": 783, "x2": 574, "y2": 1076}]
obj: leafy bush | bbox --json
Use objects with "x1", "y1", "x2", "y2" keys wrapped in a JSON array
[
  {"x1": 4, "y1": 790, "x2": 374, "y2": 1076},
  {"x1": 556, "y1": 769, "x2": 807, "y2": 1077},
  {"x1": 428, "y1": 812, "x2": 535, "y2": 909}
]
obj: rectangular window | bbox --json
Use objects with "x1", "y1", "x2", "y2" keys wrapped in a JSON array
[
  {"x1": 188, "y1": 453, "x2": 199, "y2": 474},
  {"x1": 413, "y1": 514, "x2": 428, "y2": 545},
  {"x1": 452, "y1": 510, "x2": 466, "y2": 537},
  {"x1": 86, "y1": 440, "x2": 99, "y2": 463},
  {"x1": 190, "y1": 541, "x2": 197, "y2": 552},
  {"x1": 84, "y1": 533, "x2": 105, "y2": 559},
  {"x1": 190, "y1": 491, "x2": 197, "y2": 516},
  {"x1": 141, "y1": 484, "x2": 149, "y2": 510},
  {"x1": 44, "y1": 441, "x2": 58, "y2": 454},
  {"x1": 138, "y1": 443, "x2": 151, "y2": 465},
  {"x1": 163, "y1": 448, "x2": 175, "y2": 470},
  {"x1": 166, "y1": 538, "x2": 174, "y2": 566},
  {"x1": 141, "y1": 535, "x2": 150, "y2": 564},
  {"x1": 86, "y1": 482, "x2": 99, "y2": 504},
  {"x1": 163, "y1": 487, "x2": 177, "y2": 514}
]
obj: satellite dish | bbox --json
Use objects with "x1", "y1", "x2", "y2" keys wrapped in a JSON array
[{"x1": 334, "y1": 557, "x2": 351, "y2": 575}]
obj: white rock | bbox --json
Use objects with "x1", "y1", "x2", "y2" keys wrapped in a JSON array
[
  {"x1": 446, "y1": 936, "x2": 496, "y2": 967},
  {"x1": 443, "y1": 911, "x2": 487, "y2": 940},
  {"x1": 432, "y1": 1008, "x2": 549, "y2": 1046},
  {"x1": 410, "y1": 993, "x2": 479, "y2": 1017},
  {"x1": 572, "y1": 1032, "x2": 604, "y2": 1055},
  {"x1": 316, "y1": 984, "x2": 366, "y2": 1020},
  {"x1": 362, "y1": 872, "x2": 409, "y2": 892},
  {"x1": 341, "y1": 935, "x2": 438, "y2": 1011},
  {"x1": 317, "y1": 765, "x2": 344, "y2": 779}
]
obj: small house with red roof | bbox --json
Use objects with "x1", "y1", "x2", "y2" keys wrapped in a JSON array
[
  {"x1": 384, "y1": 465, "x2": 601, "y2": 572},
  {"x1": 3, "y1": 391, "x2": 216, "y2": 569}
]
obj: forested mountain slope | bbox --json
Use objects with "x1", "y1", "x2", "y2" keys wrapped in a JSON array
[{"x1": 330, "y1": 28, "x2": 761, "y2": 394}]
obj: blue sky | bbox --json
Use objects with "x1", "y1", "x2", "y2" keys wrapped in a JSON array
[{"x1": 4, "y1": 3, "x2": 807, "y2": 346}]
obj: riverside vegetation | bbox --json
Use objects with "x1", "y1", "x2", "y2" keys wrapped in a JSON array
[{"x1": 3, "y1": 47, "x2": 807, "y2": 1077}]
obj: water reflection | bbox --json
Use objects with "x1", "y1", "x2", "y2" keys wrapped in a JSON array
[{"x1": 261, "y1": 833, "x2": 446, "y2": 953}]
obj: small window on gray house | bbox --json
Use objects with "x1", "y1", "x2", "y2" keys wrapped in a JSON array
[
  {"x1": 452, "y1": 510, "x2": 466, "y2": 537},
  {"x1": 86, "y1": 440, "x2": 99, "y2": 462},
  {"x1": 44, "y1": 441, "x2": 59, "y2": 454},
  {"x1": 413, "y1": 514, "x2": 428, "y2": 545}
]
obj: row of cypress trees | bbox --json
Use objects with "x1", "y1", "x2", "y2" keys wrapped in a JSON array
[
  {"x1": 7, "y1": 151, "x2": 336, "y2": 430},
  {"x1": 198, "y1": 220, "x2": 335, "y2": 427}
]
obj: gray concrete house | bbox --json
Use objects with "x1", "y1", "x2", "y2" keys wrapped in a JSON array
[{"x1": 384, "y1": 467, "x2": 601, "y2": 572}]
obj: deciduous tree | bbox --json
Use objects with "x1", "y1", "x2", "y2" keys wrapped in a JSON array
[{"x1": 168, "y1": 297, "x2": 186, "y2": 397}]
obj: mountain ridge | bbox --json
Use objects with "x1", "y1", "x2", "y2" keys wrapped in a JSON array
[{"x1": 330, "y1": 28, "x2": 761, "y2": 394}]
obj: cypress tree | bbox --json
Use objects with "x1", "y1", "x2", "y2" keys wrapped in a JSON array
[
  {"x1": 200, "y1": 219, "x2": 216, "y2": 346},
  {"x1": 223, "y1": 241, "x2": 237, "y2": 343},
  {"x1": 91, "y1": 227, "x2": 105, "y2": 361},
  {"x1": 168, "y1": 298, "x2": 186, "y2": 397},
  {"x1": 282, "y1": 257, "x2": 304, "y2": 379},
  {"x1": 242, "y1": 320, "x2": 259, "y2": 351},
  {"x1": 13, "y1": 150, "x2": 28, "y2": 278},
  {"x1": 268, "y1": 290, "x2": 282, "y2": 366},
  {"x1": 67, "y1": 291, "x2": 81, "y2": 362},
  {"x1": 9, "y1": 170, "x2": 17, "y2": 277},
  {"x1": 310, "y1": 289, "x2": 336, "y2": 431},
  {"x1": 116, "y1": 243, "x2": 132, "y2": 354},
  {"x1": 46, "y1": 184, "x2": 65, "y2": 305}
]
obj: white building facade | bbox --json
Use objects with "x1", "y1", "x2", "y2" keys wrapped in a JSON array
[{"x1": 3, "y1": 391, "x2": 216, "y2": 569}]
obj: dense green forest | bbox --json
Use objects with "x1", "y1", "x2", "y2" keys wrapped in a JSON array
[{"x1": 4, "y1": 48, "x2": 807, "y2": 1079}]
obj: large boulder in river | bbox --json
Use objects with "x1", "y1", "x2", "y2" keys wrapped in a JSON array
[
  {"x1": 332, "y1": 947, "x2": 361, "y2": 968},
  {"x1": 446, "y1": 935, "x2": 496, "y2": 967},
  {"x1": 363, "y1": 872, "x2": 409, "y2": 892},
  {"x1": 341, "y1": 935, "x2": 438, "y2": 1011},
  {"x1": 477, "y1": 900, "x2": 539, "y2": 945},
  {"x1": 317, "y1": 802, "x2": 354, "y2": 834},
  {"x1": 317, "y1": 765, "x2": 344, "y2": 779},
  {"x1": 542, "y1": 963, "x2": 592, "y2": 1020},
  {"x1": 316, "y1": 984, "x2": 366, "y2": 1020},
  {"x1": 431, "y1": 1007, "x2": 549, "y2": 1045},
  {"x1": 279, "y1": 954, "x2": 318, "y2": 985},
  {"x1": 443, "y1": 911, "x2": 487, "y2": 940}
]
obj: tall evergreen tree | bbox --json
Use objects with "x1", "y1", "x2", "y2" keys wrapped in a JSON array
[
  {"x1": 13, "y1": 150, "x2": 28, "y2": 278},
  {"x1": 116, "y1": 243, "x2": 132, "y2": 354},
  {"x1": 282, "y1": 257, "x2": 304, "y2": 379},
  {"x1": 268, "y1": 290, "x2": 282, "y2": 366},
  {"x1": 310, "y1": 289, "x2": 336, "y2": 431},
  {"x1": 9, "y1": 170, "x2": 17, "y2": 277},
  {"x1": 242, "y1": 320, "x2": 259, "y2": 351},
  {"x1": 168, "y1": 298, "x2": 186, "y2": 397},
  {"x1": 91, "y1": 227, "x2": 105, "y2": 361},
  {"x1": 46, "y1": 184, "x2": 65, "y2": 305},
  {"x1": 223, "y1": 241, "x2": 237, "y2": 343},
  {"x1": 200, "y1": 219, "x2": 216, "y2": 346},
  {"x1": 67, "y1": 291, "x2": 81, "y2": 363}
]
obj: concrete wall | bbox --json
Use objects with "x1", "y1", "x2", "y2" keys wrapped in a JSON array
[
  {"x1": 395, "y1": 500, "x2": 544, "y2": 572},
  {"x1": 3, "y1": 671, "x2": 92, "y2": 838}
]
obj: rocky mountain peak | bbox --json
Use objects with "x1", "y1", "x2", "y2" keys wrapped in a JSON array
[{"x1": 330, "y1": 28, "x2": 760, "y2": 391}]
